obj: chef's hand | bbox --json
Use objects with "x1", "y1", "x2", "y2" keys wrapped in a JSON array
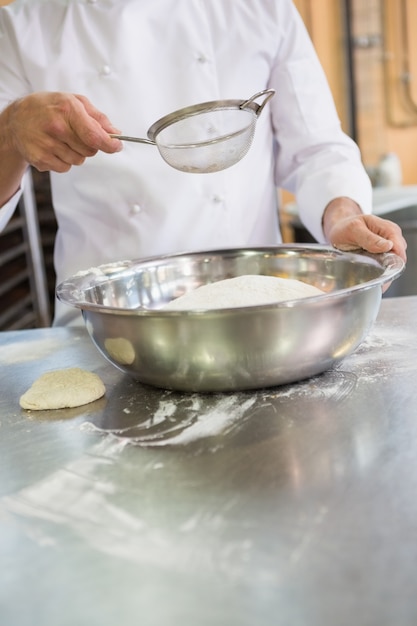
[
  {"x1": 4, "y1": 91, "x2": 123, "y2": 173},
  {"x1": 323, "y1": 197, "x2": 407, "y2": 262}
]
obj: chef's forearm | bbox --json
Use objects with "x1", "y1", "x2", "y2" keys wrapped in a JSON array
[{"x1": 0, "y1": 102, "x2": 28, "y2": 207}]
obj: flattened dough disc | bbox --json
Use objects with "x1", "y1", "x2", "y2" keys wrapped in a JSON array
[{"x1": 19, "y1": 367, "x2": 105, "y2": 410}]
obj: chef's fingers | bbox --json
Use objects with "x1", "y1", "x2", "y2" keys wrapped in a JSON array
[
  {"x1": 7, "y1": 92, "x2": 121, "y2": 168},
  {"x1": 33, "y1": 139, "x2": 94, "y2": 172},
  {"x1": 330, "y1": 214, "x2": 407, "y2": 263},
  {"x1": 57, "y1": 93, "x2": 123, "y2": 155},
  {"x1": 74, "y1": 94, "x2": 121, "y2": 135},
  {"x1": 356, "y1": 214, "x2": 407, "y2": 262},
  {"x1": 13, "y1": 124, "x2": 99, "y2": 173}
]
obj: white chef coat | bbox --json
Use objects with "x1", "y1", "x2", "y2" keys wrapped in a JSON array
[{"x1": 0, "y1": 0, "x2": 372, "y2": 326}]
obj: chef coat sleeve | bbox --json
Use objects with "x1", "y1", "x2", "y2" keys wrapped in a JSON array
[
  {"x1": 0, "y1": 187, "x2": 23, "y2": 232},
  {"x1": 268, "y1": 0, "x2": 372, "y2": 243},
  {"x1": 0, "y1": 8, "x2": 33, "y2": 232}
]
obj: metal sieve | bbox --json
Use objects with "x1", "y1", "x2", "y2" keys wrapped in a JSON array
[{"x1": 110, "y1": 89, "x2": 275, "y2": 173}]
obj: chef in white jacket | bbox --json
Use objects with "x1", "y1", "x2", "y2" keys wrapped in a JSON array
[{"x1": 0, "y1": 0, "x2": 406, "y2": 325}]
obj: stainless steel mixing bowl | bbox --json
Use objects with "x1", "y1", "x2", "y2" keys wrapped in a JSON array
[{"x1": 56, "y1": 245, "x2": 404, "y2": 392}]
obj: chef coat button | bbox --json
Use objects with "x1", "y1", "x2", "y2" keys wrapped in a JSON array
[
  {"x1": 211, "y1": 194, "x2": 224, "y2": 204},
  {"x1": 100, "y1": 64, "x2": 112, "y2": 76},
  {"x1": 196, "y1": 52, "x2": 210, "y2": 64},
  {"x1": 130, "y1": 203, "x2": 141, "y2": 215}
]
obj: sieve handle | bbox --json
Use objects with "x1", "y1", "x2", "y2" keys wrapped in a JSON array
[
  {"x1": 109, "y1": 134, "x2": 156, "y2": 146},
  {"x1": 240, "y1": 89, "x2": 275, "y2": 117}
]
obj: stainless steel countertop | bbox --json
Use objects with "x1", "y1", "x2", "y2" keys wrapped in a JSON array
[{"x1": 1, "y1": 296, "x2": 417, "y2": 626}]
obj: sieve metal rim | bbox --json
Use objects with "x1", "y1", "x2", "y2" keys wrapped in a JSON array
[{"x1": 147, "y1": 96, "x2": 268, "y2": 142}]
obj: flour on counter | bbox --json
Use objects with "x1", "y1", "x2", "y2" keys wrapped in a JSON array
[
  {"x1": 0, "y1": 436, "x2": 253, "y2": 582},
  {"x1": 343, "y1": 321, "x2": 416, "y2": 383},
  {"x1": 149, "y1": 396, "x2": 257, "y2": 446},
  {"x1": 80, "y1": 394, "x2": 257, "y2": 447}
]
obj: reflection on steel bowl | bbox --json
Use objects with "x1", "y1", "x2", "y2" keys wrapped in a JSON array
[{"x1": 56, "y1": 245, "x2": 404, "y2": 392}]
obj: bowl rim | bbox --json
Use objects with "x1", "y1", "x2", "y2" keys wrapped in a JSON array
[{"x1": 56, "y1": 244, "x2": 405, "y2": 316}]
